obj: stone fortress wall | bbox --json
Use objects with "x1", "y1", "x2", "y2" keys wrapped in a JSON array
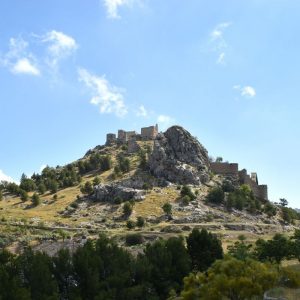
[
  {"x1": 210, "y1": 162, "x2": 268, "y2": 201},
  {"x1": 106, "y1": 124, "x2": 159, "y2": 146},
  {"x1": 105, "y1": 125, "x2": 268, "y2": 201}
]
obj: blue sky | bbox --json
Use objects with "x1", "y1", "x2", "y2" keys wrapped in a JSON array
[{"x1": 0, "y1": 0, "x2": 299, "y2": 208}]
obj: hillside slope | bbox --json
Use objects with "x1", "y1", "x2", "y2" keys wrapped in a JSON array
[{"x1": 0, "y1": 126, "x2": 298, "y2": 253}]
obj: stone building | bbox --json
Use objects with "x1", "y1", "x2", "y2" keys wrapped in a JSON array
[
  {"x1": 117, "y1": 130, "x2": 137, "y2": 143},
  {"x1": 105, "y1": 125, "x2": 159, "y2": 145},
  {"x1": 210, "y1": 162, "x2": 268, "y2": 201},
  {"x1": 141, "y1": 124, "x2": 158, "y2": 140},
  {"x1": 106, "y1": 133, "x2": 117, "y2": 146}
]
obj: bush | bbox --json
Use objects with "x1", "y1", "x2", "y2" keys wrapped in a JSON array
[
  {"x1": 142, "y1": 182, "x2": 151, "y2": 190},
  {"x1": 123, "y1": 201, "x2": 133, "y2": 217},
  {"x1": 20, "y1": 189, "x2": 29, "y2": 202},
  {"x1": 125, "y1": 233, "x2": 144, "y2": 246},
  {"x1": 31, "y1": 193, "x2": 41, "y2": 206},
  {"x1": 181, "y1": 185, "x2": 196, "y2": 200},
  {"x1": 162, "y1": 202, "x2": 172, "y2": 216},
  {"x1": 222, "y1": 179, "x2": 235, "y2": 192},
  {"x1": 93, "y1": 176, "x2": 101, "y2": 186},
  {"x1": 182, "y1": 195, "x2": 191, "y2": 206},
  {"x1": 114, "y1": 196, "x2": 122, "y2": 204},
  {"x1": 136, "y1": 216, "x2": 145, "y2": 227},
  {"x1": 80, "y1": 181, "x2": 93, "y2": 195},
  {"x1": 70, "y1": 202, "x2": 79, "y2": 209},
  {"x1": 206, "y1": 187, "x2": 224, "y2": 204},
  {"x1": 126, "y1": 220, "x2": 135, "y2": 230}
]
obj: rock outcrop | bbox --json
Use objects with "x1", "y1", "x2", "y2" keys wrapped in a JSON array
[
  {"x1": 149, "y1": 126, "x2": 210, "y2": 185},
  {"x1": 94, "y1": 184, "x2": 145, "y2": 202}
]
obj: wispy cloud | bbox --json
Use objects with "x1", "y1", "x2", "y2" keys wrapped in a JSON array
[
  {"x1": 0, "y1": 169, "x2": 14, "y2": 183},
  {"x1": 103, "y1": 0, "x2": 143, "y2": 19},
  {"x1": 42, "y1": 30, "x2": 78, "y2": 70},
  {"x1": 216, "y1": 52, "x2": 225, "y2": 65},
  {"x1": 136, "y1": 105, "x2": 148, "y2": 117},
  {"x1": 233, "y1": 85, "x2": 256, "y2": 98},
  {"x1": 0, "y1": 37, "x2": 40, "y2": 76},
  {"x1": 78, "y1": 68, "x2": 128, "y2": 117},
  {"x1": 11, "y1": 58, "x2": 40, "y2": 76},
  {"x1": 210, "y1": 22, "x2": 231, "y2": 65},
  {"x1": 157, "y1": 114, "x2": 175, "y2": 130}
]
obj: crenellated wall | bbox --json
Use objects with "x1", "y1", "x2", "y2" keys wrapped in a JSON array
[
  {"x1": 210, "y1": 162, "x2": 239, "y2": 175},
  {"x1": 211, "y1": 162, "x2": 268, "y2": 201}
]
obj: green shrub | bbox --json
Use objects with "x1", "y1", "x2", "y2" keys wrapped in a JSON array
[
  {"x1": 126, "y1": 220, "x2": 135, "y2": 230},
  {"x1": 123, "y1": 201, "x2": 133, "y2": 217},
  {"x1": 162, "y1": 202, "x2": 172, "y2": 216},
  {"x1": 206, "y1": 187, "x2": 224, "y2": 204},
  {"x1": 125, "y1": 233, "x2": 143, "y2": 246},
  {"x1": 181, "y1": 185, "x2": 196, "y2": 200},
  {"x1": 182, "y1": 195, "x2": 191, "y2": 206},
  {"x1": 114, "y1": 196, "x2": 122, "y2": 204},
  {"x1": 31, "y1": 193, "x2": 41, "y2": 207},
  {"x1": 136, "y1": 216, "x2": 145, "y2": 227}
]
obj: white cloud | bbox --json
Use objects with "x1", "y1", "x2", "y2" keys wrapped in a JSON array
[
  {"x1": 234, "y1": 85, "x2": 256, "y2": 98},
  {"x1": 210, "y1": 22, "x2": 231, "y2": 65},
  {"x1": 157, "y1": 114, "x2": 175, "y2": 130},
  {"x1": 0, "y1": 170, "x2": 14, "y2": 183},
  {"x1": 216, "y1": 52, "x2": 225, "y2": 65},
  {"x1": 11, "y1": 58, "x2": 40, "y2": 76},
  {"x1": 78, "y1": 68, "x2": 128, "y2": 117},
  {"x1": 136, "y1": 105, "x2": 148, "y2": 117},
  {"x1": 0, "y1": 37, "x2": 41, "y2": 76},
  {"x1": 103, "y1": 0, "x2": 131, "y2": 19},
  {"x1": 42, "y1": 30, "x2": 77, "y2": 69}
]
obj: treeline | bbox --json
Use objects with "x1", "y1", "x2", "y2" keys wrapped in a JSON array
[
  {"x1": 206, "y1": 182, "x2": 300, "y2": 224},
  {"x1": 0, "y1": 153, "x2": 113, "y2": 200},
  {"x1": 0, "y1": 229, "x2": 222, "y2": 300},
  {"x1": 1, "y1": 229, "x2": 300, "y2": 300}
]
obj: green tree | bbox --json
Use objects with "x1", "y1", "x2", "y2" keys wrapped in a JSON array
[
  {"x1": 126, "y1": 220, "x2": 135, "y2": 230},
  {"x1": 215, "y1": 157, "x2": 223, "y2": 162},
  {"x1": 48, "y1": 179, "x2": 58, "y2": 194},
  {"x1": 279, "y1": 198, "x2": 288, "y2": 207},
  {"x1": 37, "y1": 182, "x2": 46, "y2": 195},
  {"x1": 181, "y1": 185, "x2": 196, "y2": 200},
  {"x1": 31, "y1": 193, "x2": 41, "y2": 207},
  {"x1": 206, "y1": 187, "x2": 224, "y2": 204},
  {"x1": 93, "y1": 176, "x2": 101, "y2": 186},
  {"x1": 0, "y1": 190, "x2": 2, "y2": 201},
  {"x1": 178, "y1": 257, "x2": 278, "y2": 300},
  {"x1": 19, "y1": 189, "x2": 29, "y2": 202},
  {"x1": 145, "y1": 237, "x2": 191, "y2": 298},
  {"x1": 80, "y1": 181, "x2": 93, "y2": 195},
  {"x1": 255, "y1": 233, "x2": 292, "y2": 264},
  {"x1": 123, "y1": 201, "x2": 133, "y2": 217},
  {"x1": 162, "y1": 202, "x2": 172, "y2": 216},
  {"x1": 228, "y1": 235, "x2": 253, "y2": 260},
  {"x1": 186, "y1": 228, "x2": 223, "y2": 272},
  {"x1": 136, "y1": 216, "x2": 145, "y2": 228}
]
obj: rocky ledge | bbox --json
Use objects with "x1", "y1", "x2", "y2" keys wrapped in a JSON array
[
  {"x1": 149, "y1": 126, "x2": 210, "y2": 185},
  {"x1": 94, "y1": 184, "x2": 146, "y2": 202}
]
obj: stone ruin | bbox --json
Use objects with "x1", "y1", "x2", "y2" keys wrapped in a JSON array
[
  {"x1": 104, "y1": 124, "x2": 268, "y2": 201},
  {"x1": 105, "y1": 124, "x2": 159, "y2": 146},
  {"x1": 210, "y1": 162, "x2": 268, "y2": 201}
]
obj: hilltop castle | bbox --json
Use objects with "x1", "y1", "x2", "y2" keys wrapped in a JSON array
[
  {"x1": 106, "y1": 124, "x2": 159, "y2": 145},
  {"x1": 105, "y1": 124, "x2": 268, "y2": 201}
]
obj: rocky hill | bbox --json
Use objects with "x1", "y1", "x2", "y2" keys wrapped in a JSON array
[{"x1": 0, "y1": 125, "x2": 299, "y2": 254}]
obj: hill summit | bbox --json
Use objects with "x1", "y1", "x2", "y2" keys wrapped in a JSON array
[{"x1": 149, "y1": 126, "x2": 210, "y2": 185}]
